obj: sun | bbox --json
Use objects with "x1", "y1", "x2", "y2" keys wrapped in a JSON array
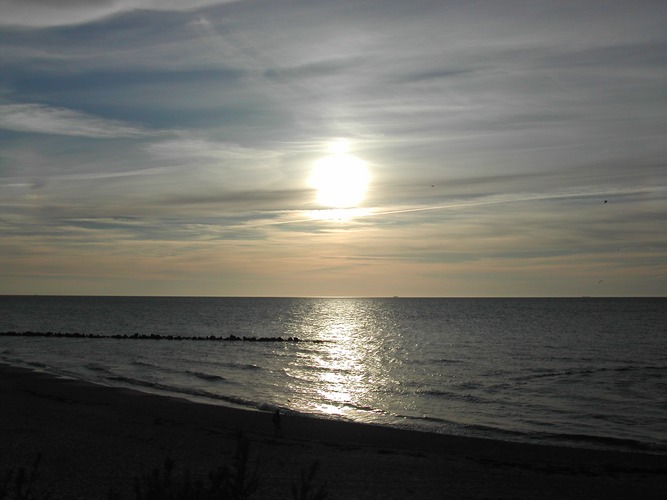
[
  {"x1": 309, "y1": 141, "x2": 370, "y2": 208},
  {"x1": 310, "y1": 154, "x2": 368, "y2": 207}
]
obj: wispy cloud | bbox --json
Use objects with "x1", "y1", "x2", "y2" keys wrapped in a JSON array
[
  {"x1": 0, "y1": 0, "x2": 240, "y2": 28},
  {"x1": 0, "y1": 103, "x2": 150, "y2": 137},
  {"x1": 146, "y1": 137, "x2": 281, "y2": 162}
]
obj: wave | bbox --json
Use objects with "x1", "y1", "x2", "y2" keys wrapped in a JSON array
[
  {"x1": 126, "y1": 359, "x2": 252, "y2": 380},
  {"x1": 0, "y1": 354, "x2": 23, "y2": 366},
  {"x1": 423, "y1": 419, "x2": 667, "y2": 454},
  {"x1": 435, "y1": 358, "x2": 463, "y2": 364},
  {"x1": 131, "y1": 359, "x2": 159, "y2": 368},
  {"x1": 257, "y1": 401, "x2": 282, "y2": 412},
  {"x1": 104, "y1": 375, "x2": 259, "y2": 410},
  {"x1": 529, "y1": 430, "x2": 667, "y2": 454},
  {"x1": 513, "y1": 364, "x2": 667, "y2": 383},
  {"x1": 416, "y1": 389, "x2": 489, "y2": 405},
  {"x1": 132, "y1": 359, "x2": 234, "y2": 378},
  {"x1": 399, "y1": 413, "x2": 452, "y2": 426},
  {"x1": 286, "y1": 363, "x2": 352, "y2": 376},
  {"x1": 219, "y1": 362, "x2": 262, "y2": 371},
  {"x1": 25, "y1": 360, "x2": 48, "y2": 369},
  {"x1": 106, "y1": 375, "x2": 159, "y2": 390},
  {"x1": 130, "y1": 359, "x2": 183, "y2": 374},
  {"x1": 342, "y1": 402, "x2": 386, "y2": 414},
  {"x1": 315, "y1": 398, "x2": 386, "y2": 415},
  {"x1": 83, "y1": 363, "x2": 115, "y2": 375},
  {"x1": 186, "y1": 370, "x2": 226, "y2": 382}
]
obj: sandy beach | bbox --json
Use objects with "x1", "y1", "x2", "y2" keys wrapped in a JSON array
[{"x1": 1, "y1": 363, "x2": 665, "y2": 499}]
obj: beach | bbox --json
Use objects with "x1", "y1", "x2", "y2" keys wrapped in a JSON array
[{"x1": 1, "y1": 363, "x2": 665, "y2": 500}]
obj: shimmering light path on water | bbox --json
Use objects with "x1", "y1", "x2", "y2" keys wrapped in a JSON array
[{"x1": 1, "y1": 296, "x2": 665, "y2": 454}]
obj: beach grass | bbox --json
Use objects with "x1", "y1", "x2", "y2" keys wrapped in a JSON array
[
  {"x1": 1, "y1": 455, "x2": 52, "y2": 500},
  {"x1": 3, "y1": 441, "x2": 328, "y2": 500}
]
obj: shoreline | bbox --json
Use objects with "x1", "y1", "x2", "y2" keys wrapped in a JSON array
[
  {"x1": 1, "y1": 363, "x2": 666, "y2": 499},
  {"x1": 10, "y1": 356, "x2": 664, "y2": 457}
]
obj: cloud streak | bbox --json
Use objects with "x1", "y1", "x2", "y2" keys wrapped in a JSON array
[
  {"x1": 0, "y1": 0, "x2": 241, "y2": 27},
  {"x1": 0, "y1": 103, "x2": 150, "y2": 137}
]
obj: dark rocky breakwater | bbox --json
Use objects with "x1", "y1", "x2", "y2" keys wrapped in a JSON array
[{"x1": 0, "y1": 331, "x2": 315, "y2": 342}]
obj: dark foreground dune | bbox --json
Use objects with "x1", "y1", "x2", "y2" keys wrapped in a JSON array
[{"x1": 1, "y1": 363, "x2": 665, "y2": 499}]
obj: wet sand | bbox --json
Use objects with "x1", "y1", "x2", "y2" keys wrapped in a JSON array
[{"x1": 1, "y1": 363, "x2": 665, "y2": 499}]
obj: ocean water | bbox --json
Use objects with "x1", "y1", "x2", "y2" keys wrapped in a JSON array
[{"x1": 1, "y1": 296, "x2": 666, "y2": 454}]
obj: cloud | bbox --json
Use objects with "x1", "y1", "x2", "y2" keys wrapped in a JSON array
[
  {"x1": 0, "y1": 103, "x2": 150, "y2": 137},
  {"x1": 146, "y1": 138, "x2": 279, "y2": 161},
  {"x1": 0, "y1": 0, "x2": 240, "y2": 27}
]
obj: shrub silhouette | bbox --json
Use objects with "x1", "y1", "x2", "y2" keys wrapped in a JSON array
[
  {"x1": 290, "y1": 461, "x2": 328, "y2": 500},
  {"x1": 131, "y1": 432, "x2": 259, "y2": 500},
  {"x1": 4, "y1": 434, "x2": 329, "y2": 500},
  {"x1": 0, "y1": 455, "x2": 51, "y2": 500}
]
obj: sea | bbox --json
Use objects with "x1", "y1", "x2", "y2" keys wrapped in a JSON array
[{"x1": 1, "y1": 296, "x2": 665, "y2": 454}]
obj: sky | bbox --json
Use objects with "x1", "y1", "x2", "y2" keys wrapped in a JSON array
[{"x1": 1, "y1": 0, "x2": 666, "y2": 297}]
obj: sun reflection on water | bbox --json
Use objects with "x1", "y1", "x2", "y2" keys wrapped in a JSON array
[
  {"x1": 312, "y1": 319, "x2": 366, "y2": 416},
  {"x1": 284, "y1": 299, "x2": 388, "y2": 419}
]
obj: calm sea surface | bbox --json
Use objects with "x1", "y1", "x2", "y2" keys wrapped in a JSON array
[{"x1": 1, "y1": 296, "x2": 665, "y2": 453}]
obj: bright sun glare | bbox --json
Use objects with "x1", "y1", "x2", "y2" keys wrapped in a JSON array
[{"x1": 309, "y1": 139, "x2": 370, "y2": 209}]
